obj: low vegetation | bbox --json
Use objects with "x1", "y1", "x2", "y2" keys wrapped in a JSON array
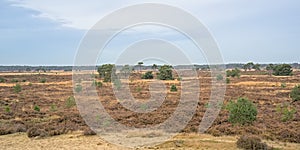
[
  {"x1": 290, "y1": 85, "x2": 300, "y2": 102},
  {"x1": 236, "y1": 135, "x2": 269, "y2": 150},
  {"x1": 170, "y1": 84, "x2": 177, "y2": 92},
  {"x1": 226, "y1": 97, "x2": 257, "y2": 125},
  {"x1": 276, "y1": 103, "x2": 296, "y2": 122},
  {"x1": 142, "y1": 71, "x2": 154, "y2": 79},
  {"x1": 13, "y1": 84, "x2": 22, "y2": 93},
  {"x1": 157, "y1": 65, "x2": 174, "y2": 80},
  {"x1": 226, "y1": 68, "x2": 241, "y2": 78}
]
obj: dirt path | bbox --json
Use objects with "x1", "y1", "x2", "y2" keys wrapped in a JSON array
[{"x1": 1, "y1": 132, "x2": 299, "y2": 150}]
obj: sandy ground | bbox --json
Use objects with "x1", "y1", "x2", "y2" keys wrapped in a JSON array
[{"x1": 1, "y1": 132, "x2": 300, "y2": 150}]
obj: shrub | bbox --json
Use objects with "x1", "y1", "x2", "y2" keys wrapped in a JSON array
[
  {"x1": 216, "y1": 74, "x2": 224, "y2": 81},
  {"x1": 22, "y1": 79, "x2": 27, "y2": 82},
  {"x1": 75, "y1": 84, "x2": 82, "y2": 93},
  {"x1": 142, "y1": 71, "x2": 154, "y2": 79},
  {"x1": 290, "y1": 85, "x2": 300, "y2": 102},
  {"x1": 40, "y1": 78, "x2": 46, "y2": 83},
  {"x1": 226, "y1": 97, "x2": 257, "y2": 125},
  {"x1": 13, "y1": 84, "x2": 22, "y2": 93},
  {"x1": 170, "y1": 84, "x2": 178, "y2": 92},
  {"x1": 0, "y1": 77, "x2": 5, "y2": 83},
  {"x1": 136, "y1": 86, "x2": 142, "y2": 93},
  {"x1": 157, "y1": 65, "x2": 174, "y2": 80},
  {"x1": 273, "y1": 64, "x2": 293, "y2": 76},
  {"x1": 97, "y1": 64, "x2": 115, "y2": 82},
  {"x1": 50, "y1": 104, "x2": 57, "y2": 112},
  {"x1": 66, "y1": 96, "x2": 76, "y2": 108},
  {"x1": 11, "y1": 79, "x2": 19, "y2": 83},
  {"x1": 28, "y1": 82, "x2": 32, "y2": 86},
  {"x1": 226, "y1": 68, "x2": 241, "y2": 78},
  {"x1": 236, "y1": 135, "x2": 269, "y2": 150},
  {"x1": 226, "y1": 78, "x2": 230, "y2": 84},
  {"x1": 92, "y1": 80, "x2": 103, "y2": 88},
  {"x1": 4, "y1": 106, "x2": 11, "y2": 113},
  {"x1": 34, "y1": 105, "x2": 40, "y2": 112},
  {"x1": 177, "y1": 77, "x2": 182, "y2": 81},
  {"x1": 281, "y1": 83, "x2": 287, "y2": 88},
  {"x1": 276, "y1": 103, "x2": 296, "y2": 122}
]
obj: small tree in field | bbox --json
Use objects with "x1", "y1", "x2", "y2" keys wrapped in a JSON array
[
  {"x1": 98, "y1": 64, "x2": 115, "y2": 82},
  {"x1": 290, "y1": 85, "x2": 300, "y2": 102},
  {"x1": 142, "y1": 71, "x2": 154, "y2": 79},
  {"x1": 273, "y1": 64, "x2": 293, "y2": 76},
  {"x1": 226, "y1": 97, "x2": 257, "y2": 125},
  {"x1": 157, "y1": 65, "x2": 174, "y2": 80}
]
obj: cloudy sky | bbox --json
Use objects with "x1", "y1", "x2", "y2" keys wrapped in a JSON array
[{"x1": 0, "y1": 0, "x2": 299, "y2": 65}]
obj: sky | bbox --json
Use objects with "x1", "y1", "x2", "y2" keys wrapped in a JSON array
[{"x1": 0, "y1": 0, "x2": 299, "y2": 65}]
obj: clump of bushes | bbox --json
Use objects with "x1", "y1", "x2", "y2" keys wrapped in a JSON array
[
  {"x1": 40, "y1": 78, "x2": 47, "y2": 83},
  {"x1": 226, "y1": 78, "x2": 230, "y2": 84},
  {"x1": 276, "y1": 103, "x2": 296, "y2": 122},
  {"x1": 236, "y1": 135, "x2": 269, "y2": 150},
  {"x1": 290, "y1": 85, "x2": 300, "y2": 102},
  {"x1": 13, "y1": 84, "x2": 22, "y2": 93},
  {"x1": 157, "y1": 65, "x2": 174, "y2": 80},
  {"x1": 34, "y1": 105, "x2": 40, "y2": 112},
  {"x1": 170, "y1": 84, "x2": 178, "y2": 92},
  {"x1": 226, "y1": 68, "x2": 241, "y2": 78},
  {"x1": 273, "y1": 64, "x2": 293, "y2": 76},
  {"x1": 65, "y1": 96, "x2": 76, "y2": 108},
  {"x1": 0, "y1": 77, "x2": 5, "y2": 83},
  {"x1": 226, "y1": 97, "x2": 257, "y2": 125},
  {"x1": 142, "y1": 71, "x2": 154, "y2": 79},
  {"x1": 27, "y1": 127, "x2": 47, "y2": 138}
]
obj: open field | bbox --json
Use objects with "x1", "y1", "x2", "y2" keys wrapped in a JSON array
[{"x1": 0, "y1": 71, "x2": 299, "y2": 149}]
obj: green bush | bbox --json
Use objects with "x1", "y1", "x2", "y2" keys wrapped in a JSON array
[
  {"x1": 226, "y1": 97, "x2": 257, "y2": 125},
  {"x1": 75, "y1": 84, "x2": 82, "y2": 93},
  {"x1": 92, "y1": 80, "x2": 103, "y2": 88},
  {"x1": 142, "y1": 71, "x2": 154, "y2": 79},
  {"x1": 170, "y1": 84, "x2": 178, "y2": 92},
  {"x1": 4, "y1": 106, "x2": 11, "y2": 113},
  {"x1": 216, "y1": 74, "x2": 224, "y2": 81},
  {"x1": 290, "y1": 85, "x2": 300, "y2": 102},
  {"x1": 276, "y1": 103, "x2": 296, "y2": 122},
  {"x1": 281, "y1": 83, "x2": 287, "y2": 88},
  {"x1": 50, "y1": 104, "x2": 57, "y2": 112},
  {"x1": 226, "y1": 78, "x2": 230, "y2": 84},
  {"x1": 136, "y1": 86, "x2": 142, "y2": 93},
  {"x1": 11, "y1": 79, "x2": 19, "y2": 83},
  {"x1": 66, "y1": 96, "x2": 76, "y2": 108},
  {"x1": 40, "y1": 78, "x2": 46, "y2": 83},
  {"x1": 226, "y1": 68, "x2": 241, "y2": 78},
  {"x1": 13, "y1": 84, "x2": 22, "y2": 93},
  {"x1": 28, "y1": 82, "x2": 32, "y2": 86},
  {"x1": 98, "y1": 64, "x2": 115, "y2": 82},
  {"x1": 34, "y1": 105, "x2": 40, "y2": 112},
  {"x1": 0, "y1": 77, "x2": 5, "y2": 83},
  {"x1": 273, "y1": 64, "x2": 293, "y2": 76},
  {"x1": 157, "y1": 65, "x2": 174, "y2": 80}
]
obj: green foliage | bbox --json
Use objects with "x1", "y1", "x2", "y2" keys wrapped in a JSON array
[
  {"x1": 243, "y1": 62, "x2": 254, "y2": 71},
  {"x1": 4, "y1": 106, "x2": 11, "y2": 113},
  {"x1": 157, "y1": 65, "x2": 174, "y2": 80},
  {"x1": 226, "y1": 68, "x2": 241, "y2": 78},
  {"x1": 0, "y1": 77, "x2": 5, "y2": 83},
  {"x1": 177, "y1": 77, "x2": 182, "y2": 81},
  {"x1": 33, "y1": 105, "x2": 40, "y2": 112},
  {"x1": 97, "y1": 64, "x2": 115, "y2": 82},
  {"x1": 226, "y1": 78, "x2": 230, "y2": 84},
  {"x1": 40, "y1": 78, "x2": 46, "y2": 83},
  {"x1": 11, "y1": 79, "x2": 19, "y2": 83},
  {"x1": 281, "y1": 83, "x2": 287, "y2": 88},
  {"x1": 50, "y1": 104, "x2": 57, "y2": 112},
  {"x1": 216, "y1": 74, "x2": 224, "y2": 81},
  {"x1": 120, "y1": 65, "x2": 133, "y2": 77},
  {"x1": 152, "y1": 64, "x2": 158, "y2": 71},
  {"x1": 75, "y1": 84, "x2": 82, "y2": 93},
  {"x1": 142, "y1": 71, "x2": 154, "y2": 79},
  {"x1": 276, "y1": 103, "x2": 296, "y2": 122},
  {"x1": 136, "y1": 86, "x2": 142, "y2": 93},
  {"x1": 170, "y1": 84, "x2": 178, "y2": 92},
  {"x1": 273, "y1": 64, "x2": 293, "y2": 76},
  {"x1": 92, "y1": 80, "x2": 103, "y2": 88},
  {"x1": 226, "y1": 97, "x2": 257, "y2": 125},
  {"x1": 28, "y1": 82, "x2": 32, "y2": 86},
  {"x1": 13, "y1": 84, "x2": 22, "y2": 93},
  {"x1": 252, "y1": 64, "x2": 261, "y2": 71},
  {"x1": 113, "y1": 79, "x2": 121, "y2": 90},
  {"x1": 66, "y1": 96, "x2": 76, "y2": 108},
  {"x1": 290, "y1": 85, "x2": 300, "y2": 102}
]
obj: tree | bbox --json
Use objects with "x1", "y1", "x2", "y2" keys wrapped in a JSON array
[
  {"x1": 138, "y1": 62, "x2": 143, "y2": 72},
  {"x1": 266, "y1": 64, "x2": 274, "y2": 76},
  {"x1": 243, "y1": 62, "x2": 254, "y2": 71},
  {"x1": 273, "y1": 64, "x2": 293, "y2": 76},
  {"x1": 157, "y1": 65, "x2": 174, "y2": 80},
  {"x1": 252, "y1": 63, "x2": 261, "y2": 71},
  {"x1": 226, "y1": 68, "x2": 241, "y2": 78},
  {"x1": 226, "y1": 97, "x2": 257, "y2": 125},
  {"x1": 152, "y1": 64, "x2": 158, "y2": 72},
  {"x1": 97, "y1": 64, "x2": 115, "y2": 82},
  {"x1": 142, "y1": 71, "x2": 154, "y2": 79}
]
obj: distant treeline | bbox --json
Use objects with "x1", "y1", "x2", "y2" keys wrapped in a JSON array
[{"x1": 0, "y1": 63, "x2": 299, "y2": 72}]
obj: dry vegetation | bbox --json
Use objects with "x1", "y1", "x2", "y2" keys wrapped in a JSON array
[{"x1": 0, "y1": 70, "x2": 300, "y2": 149}]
